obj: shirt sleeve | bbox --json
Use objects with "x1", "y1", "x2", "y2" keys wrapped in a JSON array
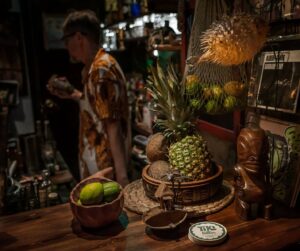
[{"x1": 89, "y1": 67, "x2": 123, "y2": 121}]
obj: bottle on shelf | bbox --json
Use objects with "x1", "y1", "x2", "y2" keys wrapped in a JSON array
[
  {"x1": 131, "y1": 0, "x2": 141, "y2": 17},
  {"x1": 36, "y1": 120, "x2": 44, "y2": 147},
  {"x1": 19, "y1": 186, "x2": 26, "y2": 211},
  {"x1": 39, "y1": 169, "x2": 52, "y2": 208},
  {"x1": 24, "y1": 185, "x2": 31, "y2": 211},
  {"x1": 48, "y1": 192, "x2": 59, "y2": 207},
  {"x1": 141, "y1": 0, "x2": 149, "y2": 14},
  {"x1": 42, "y1": 120, "x2": 57, "y2": 175},
  {"x1": 122, "y1": 0, "x2": 131, "y2": 19},
  {"x1": 28, "y1": 179, "x2": 40, "y2": 210}
]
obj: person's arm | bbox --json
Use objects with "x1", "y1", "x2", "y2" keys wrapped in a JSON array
[
  {"x1": 89, "y1": 167, "x2": 114, "y2": 179},
  {"x1": 105, "y1": 119, "x2": 129, "y2": 187}
]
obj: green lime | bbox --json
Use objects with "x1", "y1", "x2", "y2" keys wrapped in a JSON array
[
  {"x1": 79, "y1": 182, "x2": 104, "y2": 205},
  {"x1": 103, "y1": 182, "x2": 121, "y2": 202}
]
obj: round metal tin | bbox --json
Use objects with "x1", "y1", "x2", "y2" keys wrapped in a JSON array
[{"x1": 188, "y1": 221, "x2": 227, "y2": 246}]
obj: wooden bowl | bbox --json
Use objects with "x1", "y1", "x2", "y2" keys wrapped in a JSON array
[
  {"x1": 142, "y1": 163, "x2": 223, "y2": 205},
  {"x1": 70, "y1": 177, "x2": 124, "y2": 228},
  {"x1": 142, "y1": 207, "x2": 188, "y2": 230}
]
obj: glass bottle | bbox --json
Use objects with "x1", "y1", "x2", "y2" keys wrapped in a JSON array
[
  {"x1": 36, "y1": 120, "x2": 44, "y2": 146},
  {"x1": 39, "y1": 169, "x2": 52, "y2": 207},
  {"x1": 48, "y1": 192, "x2": 59, "y2": 207},
  {"x1": 43, "y1": 120, "x2": 56, "y2": 175},
  {"x1": 28, "y1": 181, "x2": 40, "y2": 210},
  {"x1": 33, "y1": 177, "x2": 40, "y2": 208},
  {"x1": 141, "y1": 0, "x2": 149, "y2": 14}
]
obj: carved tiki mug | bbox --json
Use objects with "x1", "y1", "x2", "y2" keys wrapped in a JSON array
[{"x1": 234, "y1": 127, "x2": 272, "y2": 220}]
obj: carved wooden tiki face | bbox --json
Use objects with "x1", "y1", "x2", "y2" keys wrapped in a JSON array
[{"x1": 237, "y1": 128, "x2": 268, "y2": 169}]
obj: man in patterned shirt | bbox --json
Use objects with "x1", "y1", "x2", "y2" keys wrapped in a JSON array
[{"x1": 48, "y1": 10, "x2": 130, "y2": 187}]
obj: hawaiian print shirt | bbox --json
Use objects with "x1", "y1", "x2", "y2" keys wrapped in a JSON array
[{"x1": 79, "y1": 48, "x2": 129, "y2": 179}]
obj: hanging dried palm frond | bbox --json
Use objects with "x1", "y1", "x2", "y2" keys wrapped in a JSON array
[{"x1": 198, "y1": 13, "x2": 268, "y2": 66}]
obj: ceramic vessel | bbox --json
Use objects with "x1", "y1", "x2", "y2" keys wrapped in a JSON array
[
  {"x1": 142, "y1": 206, "x2": 188, "y2": 230},
  {"x1": 70, "y1": 177, "x2": 124, "y2": 228}
]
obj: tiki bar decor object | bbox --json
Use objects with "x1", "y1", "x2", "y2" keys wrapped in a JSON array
[
  {"x1": 234, "y1": 127, "x2": 272, "y2": 220},
  {"x1": 198, "y1": 14, "x2": 268, "y2": 66},
  {"x1": 142, "y1": 182, "x2": 187, "y2": 231},
  {"x1": 142, "y1": 64, "x2": 223, "y2": 205}
]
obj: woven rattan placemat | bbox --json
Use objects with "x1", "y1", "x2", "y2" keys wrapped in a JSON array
[{"x1": 124, "y1": 179, "x2": 235, "y2": 217}]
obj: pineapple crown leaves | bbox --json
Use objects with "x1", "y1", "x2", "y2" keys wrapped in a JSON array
[{"x1": 147, "y1": 63, "x2": 197, "y2": 143}]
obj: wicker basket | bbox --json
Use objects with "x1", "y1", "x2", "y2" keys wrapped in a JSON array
[
  {"x1": 70, "y1": 177, "x2": 124, "y2": 228},
  {"x1": 142, "y1": 163, "x2": 223, "y2": 205}
]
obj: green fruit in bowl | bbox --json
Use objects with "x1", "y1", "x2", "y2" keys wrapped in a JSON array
[
  {"x1": 79, "y1": 182, "x2": 104, "y2": 205},
  {"x1": 77, "y1": 199, "x2": 82, "y2": 205},
  {"x1": 103, "y1": 181, "x2": 121, "y2": 202}
]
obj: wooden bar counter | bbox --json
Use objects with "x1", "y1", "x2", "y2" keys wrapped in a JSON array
[{"x1": 1, "y1": 200, "x2": 300, "y2": 251}]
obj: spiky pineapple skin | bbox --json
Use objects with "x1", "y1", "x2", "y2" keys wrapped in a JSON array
[{"x1": 168, "y1": 135, "x2": 212, "y2": 180}]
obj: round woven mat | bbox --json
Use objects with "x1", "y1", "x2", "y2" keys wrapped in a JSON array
[{"x1": 124, "y1": 179, "x2": 235, "y2": 217}]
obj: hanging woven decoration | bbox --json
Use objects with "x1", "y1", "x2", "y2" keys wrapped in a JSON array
[
  {"x1": 182, "y1": 1, "x2": 269, "y2": 115},
  {"x1": 198, "y1": 13, "x2": 268, "y2": 66},
  {"x1": 184, "y1": 63, "x2": 248, "y2": 115}
]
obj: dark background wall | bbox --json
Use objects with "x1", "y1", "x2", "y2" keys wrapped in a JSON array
[
  {"x1": 19, "y1": 0, "x2": 104, "y2": 180},
  {"x1": 17, "y1": 0, "x2": 176, "y2": 180}
]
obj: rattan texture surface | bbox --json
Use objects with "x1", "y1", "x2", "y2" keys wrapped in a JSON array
[{"x1": 124, "y1": 179, "x2": 235, "y2": 217}]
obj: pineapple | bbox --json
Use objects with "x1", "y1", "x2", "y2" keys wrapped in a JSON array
[
  {"x1": 147, "y1": 64, "x2": 212, "y2": 181},
  {"x1": 147, "y1": 64, "x2": 195, "y2": 142},
  {"x1": 169, "y1": 135, "x2": 211, "y2": 180}
]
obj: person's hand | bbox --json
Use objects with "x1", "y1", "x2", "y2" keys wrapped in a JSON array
[
  {"x1": 47, "y1": 86, "x2": 71, "y2": 99},
  {"x1": 89, "y1": 167, "x2": 114, "y2": 179},
  {"x1": 47, "y1": 75, "x2": 70, "y2": 99},
  {"x1": 90, "y1": 167, "x2": 129, "y2": 187},
  {"x1": 47, "y1": 75, "x2": 82, "y2": 100}
]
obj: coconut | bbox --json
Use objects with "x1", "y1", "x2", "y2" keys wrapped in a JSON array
[
  {"x1": 146, "y1": 133, "x2": 168, "y2": 162},
  {"x1": 148, "y1": 160, "x2": 171, "y2": 181}
]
